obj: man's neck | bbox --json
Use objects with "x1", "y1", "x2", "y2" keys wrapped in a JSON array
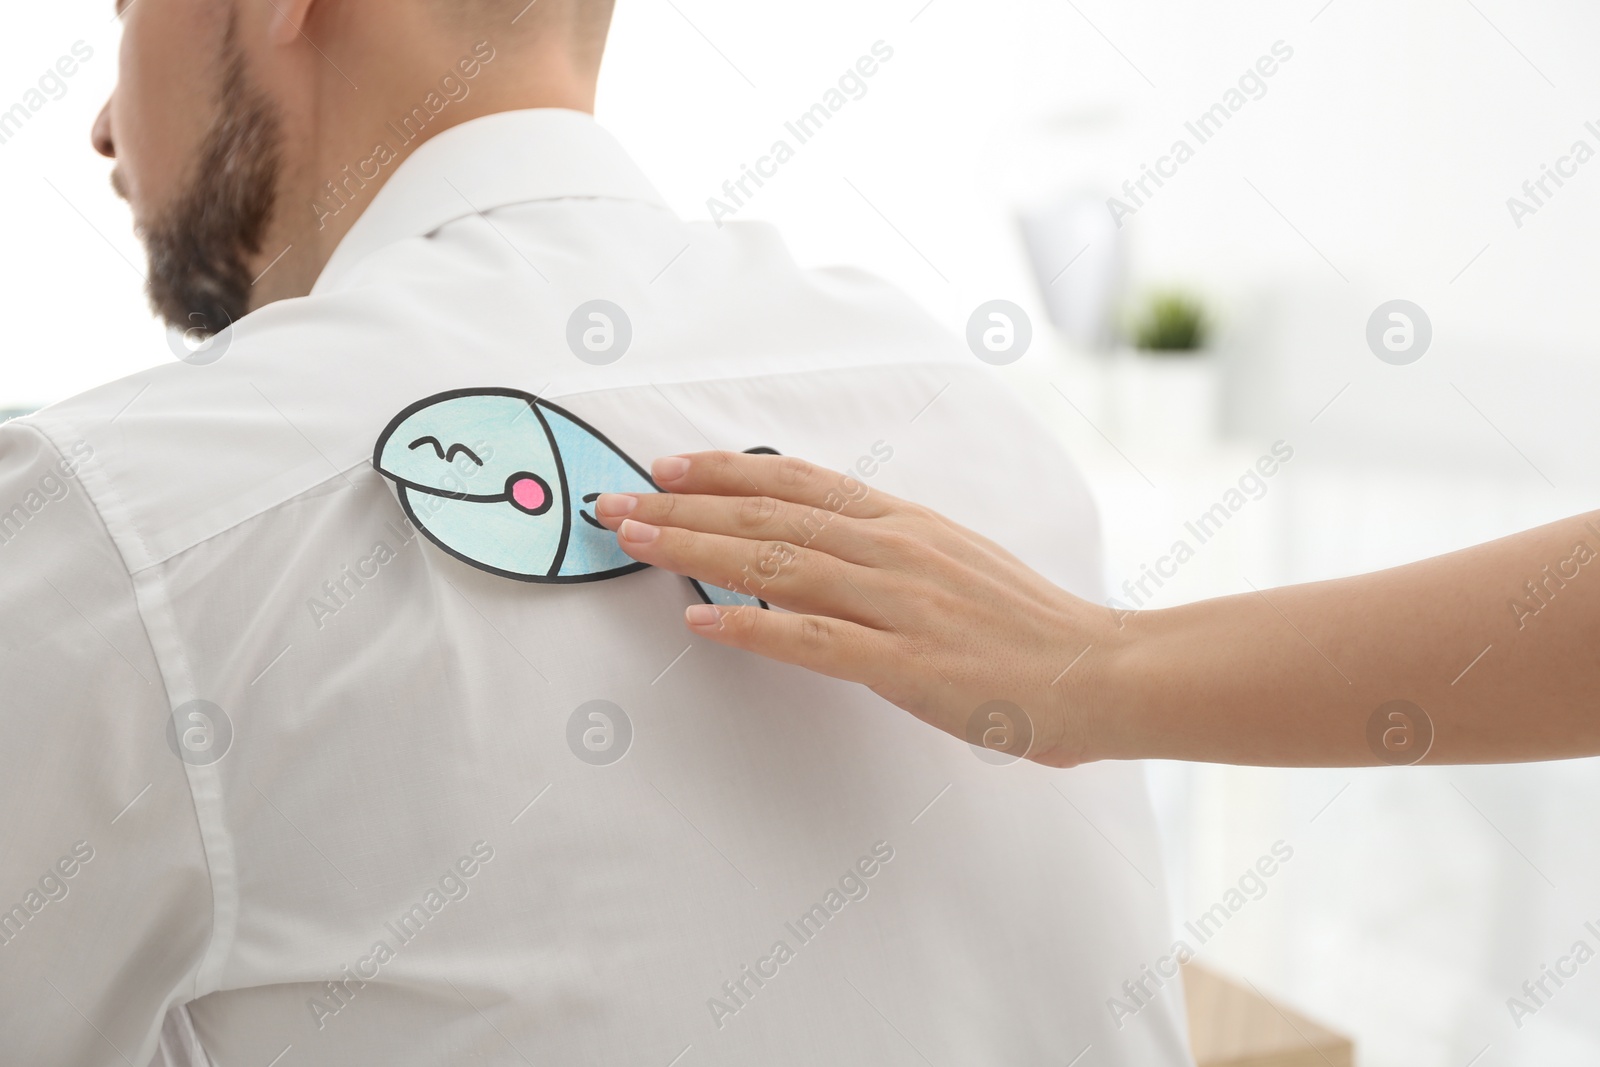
[{"x1": 248, "y1": 42, "x2": 595, "y2": 311}]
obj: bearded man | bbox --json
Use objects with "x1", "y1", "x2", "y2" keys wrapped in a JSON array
[{"x1": 0, "y1": 3, "x2": 1192, "y2": 1064}]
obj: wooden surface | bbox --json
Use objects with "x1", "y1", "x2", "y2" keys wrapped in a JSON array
[{"x1": 1185, "y1": 964, "x2": 1354, "y2": 1067}]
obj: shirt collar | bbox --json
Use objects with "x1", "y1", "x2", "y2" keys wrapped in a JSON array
[{"x1": 313, "y1": 108, "x2": 669, "y2": 294}]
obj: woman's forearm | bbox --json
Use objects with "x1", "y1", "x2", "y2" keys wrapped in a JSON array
[{"x1": 1096, "y1": 511, "x2": 1600, "y2": 765}]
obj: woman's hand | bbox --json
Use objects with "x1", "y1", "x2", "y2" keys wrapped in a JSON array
[
  {"x1": 601, "y1": 451, "x2": 1600, "y2": 769},
  {"x1": 593, "y1": 451, "x2": 1116, "y2": 768}
]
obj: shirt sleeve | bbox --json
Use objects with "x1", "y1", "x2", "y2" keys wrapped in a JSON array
[{"x1": 0, "y1": 420, "x2": 213, "y2": 1066}]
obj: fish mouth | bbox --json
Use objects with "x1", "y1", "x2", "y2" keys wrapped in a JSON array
[
  {"x1": 505, "y1": 472, "x2": 554, "y2": 515},
  {"x1": 381, "y1": 470, "x2": 555, "y2": 517}
]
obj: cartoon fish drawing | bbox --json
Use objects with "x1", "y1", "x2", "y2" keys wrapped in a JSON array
[{"x1": 373, "y1": 387, "x2": 767, "y2": 609}]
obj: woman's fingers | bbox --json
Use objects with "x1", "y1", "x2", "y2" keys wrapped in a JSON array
[
  {"x1": 614, "y1": 518, "x2": 884, "y2": 625},
  {"x1": 593, "y1": 490, "x2": 877, "y2": 565},
  {"x1": 683, "y1": 603, "x2": 889, "y2": 686},
  {"x1": 597, "y1": 451, "x2": 1101, "y2": 768},
  {"x1": 650, "y1": 451, "x2": 900, "y2": 519}
]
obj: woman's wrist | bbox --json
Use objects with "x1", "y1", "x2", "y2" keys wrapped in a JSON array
[
  {"x1": 1035, "y1": 598, "x2": 1150, "y2": 767},
  {"x1": 1067, "y1": 601, "x2": 1170, "y2": 766}
]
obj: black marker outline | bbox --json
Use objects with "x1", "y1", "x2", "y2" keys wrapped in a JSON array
[{"x1": 529, "y1": 399, "x2": 574, "y2": 579}]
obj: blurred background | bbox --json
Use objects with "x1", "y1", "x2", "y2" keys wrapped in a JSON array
[{"x1": 5, "y1": 1, "x2": 1600, "y2": 1063}]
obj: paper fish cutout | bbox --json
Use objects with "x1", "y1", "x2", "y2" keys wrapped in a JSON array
[{"x1": 373, "y1": 388, "x2": 767, "y2": 609}]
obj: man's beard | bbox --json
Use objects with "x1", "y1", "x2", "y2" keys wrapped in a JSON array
[{"x1": 136, "y1": 35, "x2": 283, "y2": 338}]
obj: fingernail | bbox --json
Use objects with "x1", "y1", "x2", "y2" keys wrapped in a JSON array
[
  {"x1": 618, "y1": 519, "x2": 660, "y2": 545},
  {"x1": 686, "y1": 604, "x2": 721, "y2": 627},
  {"x1": 594, "y1": 493, "x2": 637, "y2": 519},
  {"x1": 653, "y1": 456, "x2": 691, "y2": 483}
]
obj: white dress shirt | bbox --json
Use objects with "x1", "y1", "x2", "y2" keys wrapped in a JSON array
[{"x1": 0, "y1": 109, "x2": 1191, "y2": 1066}]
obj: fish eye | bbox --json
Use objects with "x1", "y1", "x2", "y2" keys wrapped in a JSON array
[
  {"x1": 407, "y1": 437, "x2": 483, "y2": 467},
  {"x1": 408, "y1": 436, "x2": 446, "y2": 458},
  {"x1": 580, "y1": 492, "x2": 604, "y2": 529}
]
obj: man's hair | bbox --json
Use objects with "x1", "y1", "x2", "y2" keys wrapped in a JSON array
[{"x1": 435, "y1": 0, "x2": 616, "y2": 63}]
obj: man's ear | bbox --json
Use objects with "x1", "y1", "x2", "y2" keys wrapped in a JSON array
[{"x1": 266, "y1": 0, "x2": 319, "y2": 45}]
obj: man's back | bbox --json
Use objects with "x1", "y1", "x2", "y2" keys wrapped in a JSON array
[{"x1": 1, "y1": 110, "x2": 1190, "y2": 1065}]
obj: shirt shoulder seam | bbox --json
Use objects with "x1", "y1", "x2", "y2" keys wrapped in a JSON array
[{"x1": 17, "y1": 417, "x2": 229, "y2": 1002}]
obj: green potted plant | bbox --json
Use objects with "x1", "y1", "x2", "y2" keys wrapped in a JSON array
[
  {"x1": 1114, "y1": 289, "x2": 1220, "y2": 443},
  {"x1": 1132, "y1": 292, "x2": 1208, "y2": 354}
]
